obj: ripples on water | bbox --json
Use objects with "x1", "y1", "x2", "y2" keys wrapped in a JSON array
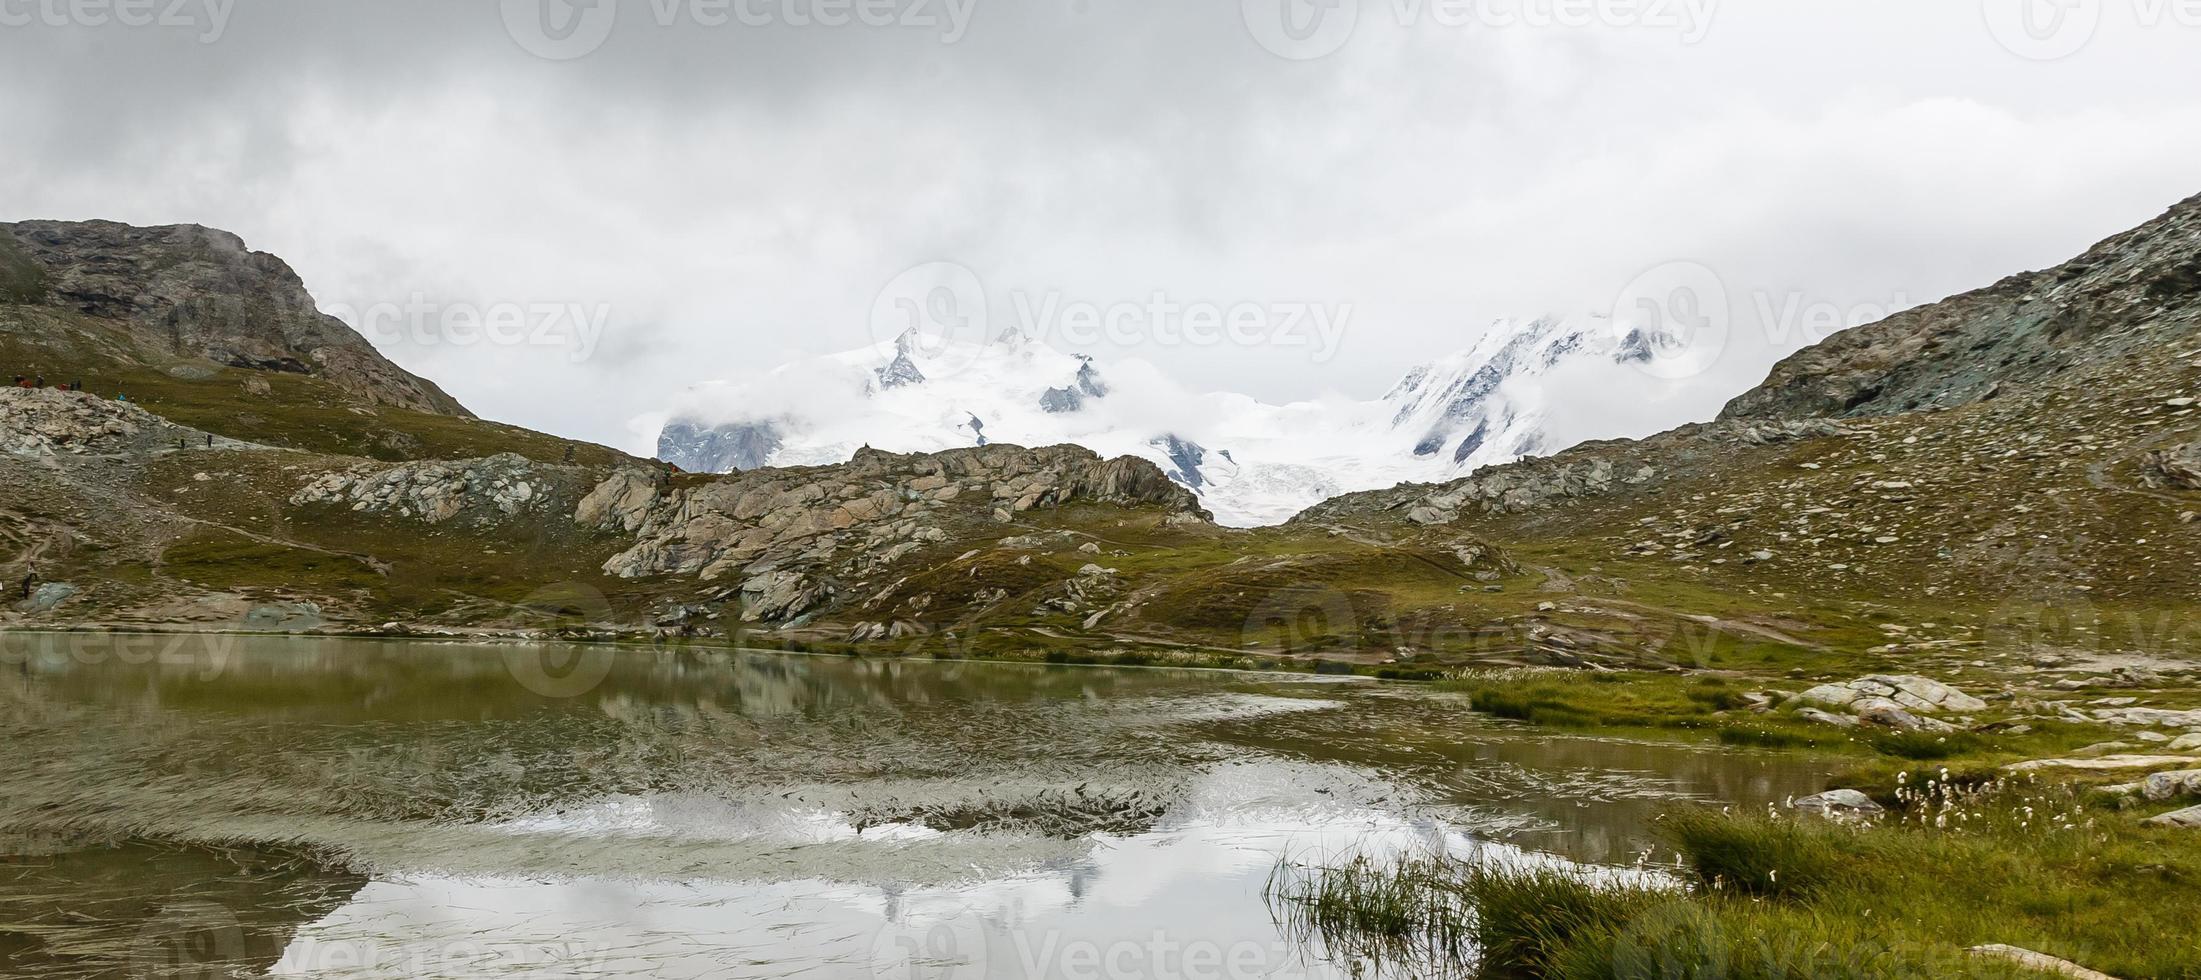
[{"x1": 0, "y1": 635, "x2": 1832, "y2": 978}]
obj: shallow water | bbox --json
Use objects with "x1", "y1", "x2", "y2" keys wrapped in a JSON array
[{"x1": 0, "y1": 634, "x2": 1833, "y2": 978}]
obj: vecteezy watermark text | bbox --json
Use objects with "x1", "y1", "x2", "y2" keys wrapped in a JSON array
[
  {"x1": 1981, "y1": 0, "x2": 2201, "y2": 60},
  {"x1": 1611, "y1": 259, "x2": 1914, "y2": 381},
  {"x1": 502, "y1": 0, "x2": 974, "y2": 60},
  {"x1": 0, "y1": 0, "x2": 231, "y2": 41},
  {"x1": 1009, "y1": 292, "x2": 1350, "y2": 361},
  {"x1": 327, "y1": 295, "x2": 609, "y2": 363},
  {"x1": 870, "y1": 261, "x2": 1351, "y2": 381},
  {"x1": 1243, "y1": 0, "x2": 1718, "y2": 60}
]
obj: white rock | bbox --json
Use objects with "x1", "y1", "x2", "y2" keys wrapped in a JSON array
[
  {"x1": 1792, "y1": 789, "x2": 1883, "y2": 817},
  {"x1": 2136, "y1": 770, "x2": 2201, "y2": 802},
  {"x1": 1967, "y1": 945, "x2": 2119, "y2": 980},
  {"x1": 1796, "y1": 675, "x2": 1988, "y2": 714},
  {"x1": 2144, "y1": 804, "x2": 2201, "y2": 829},
  {"x1": 2006, "y1": 755, "x2": 2197, "y2": 773}
]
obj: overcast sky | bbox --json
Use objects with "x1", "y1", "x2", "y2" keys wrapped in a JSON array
[{"x1": 4, "y1": 0, "x2": 2199, "y2": 454}]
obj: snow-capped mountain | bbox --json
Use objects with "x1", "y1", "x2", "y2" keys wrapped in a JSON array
[{"x1": 650, "y1": 317, "x2": 1712, "y2": 526}]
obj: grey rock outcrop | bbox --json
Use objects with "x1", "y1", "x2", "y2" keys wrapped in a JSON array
[
  {"x1": 576, "y1": 467, "x2": 664, "y2": 533},
  {"x1": 1039, "y1": 387, "x2": 1085, "y2": 414},
  {"x1": 601, "y1": 445, "x2": 1206, "y2": 622},
  {"x1": 0, "y1": 220, "x2": 469, "y2": 416},
  {"x1": 2130, "y1": 769, "x2": 2201, "y2": 802},
  {"x1": 656, "y1": 418, "x2": 782, "y2": 473},
  {"x1": 876, "y1": 350, "x2": 927, "y2": 389},
  {"x1": 1796, "y1": 675, "x2": 1989, "y2": 714},
  {"x1": 292, "y1": 453, "x2": 561, "y2": 524},
  {"x1": 2092, "y1": 706, "x2": 2201, "y2": 729},
  {"x1": 1297, "y1": 452, "x2": 1660, "y2": 527},
  {"x1": 0, "y1": 388, "x2": 186, "y2": 455},
  {"x1": 740, "y1": 569, "x2": 830, "y2": 623},
  {"x1": 14, "y1": 582, "x2": 77, "y2": 613}
]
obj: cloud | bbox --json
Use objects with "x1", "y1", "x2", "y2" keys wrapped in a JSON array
[{"x1": 3, "y1": 2, "x2": 2198, "y2": 457}]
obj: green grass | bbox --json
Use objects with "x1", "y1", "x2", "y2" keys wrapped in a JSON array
[
  {"x1": 1436, "y1": 671, "x2": 2134, "y2": 772},
  {"x1": 160, "y1": 529, "x2": 386, "y2": 593},
  {"x1": 1270, "y1": 780, "x2": 2201, "y2": 978},
  {"x1": 0, "y1": 306, "x2": 634, "y2": 466}
]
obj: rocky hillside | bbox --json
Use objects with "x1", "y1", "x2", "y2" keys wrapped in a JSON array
[
  {"x1": 4, "y1": 198, "x2": 2199, "y2": 697},
  {"x1": 1, "y1": 221, "x2": 468, "y2": 416},
  {"x1": 1722, "y1": 192, "x2": 2200, "y2": 422}
]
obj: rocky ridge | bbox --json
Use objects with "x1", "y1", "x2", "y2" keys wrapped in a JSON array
[
  {"x1": 0, "y1": 220, "x2": 469, "y2": 416},
  {"x1": 590, "y1": 445, "x2": 1201, "y2": 623},
  {"x1": 1722, "y1": 192, "x2": 2201, "y2": 422}
]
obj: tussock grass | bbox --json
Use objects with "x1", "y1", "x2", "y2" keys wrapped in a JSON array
[
  {"x1": 1271, "y1": 779, "x2": 2201, "y2": 979},
  {"x1": 1661, "y1": 808, "x2": 1853, "y2": 898},
  {"x1": 1265, "y1": 854, "x2": 1665, "y2": 979}
]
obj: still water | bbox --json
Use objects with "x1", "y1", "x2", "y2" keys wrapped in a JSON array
[{"x1": 0, "y1": 634, "x2": 1832, "y2": 978}]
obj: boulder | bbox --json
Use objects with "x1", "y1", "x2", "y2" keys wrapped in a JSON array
[
  {"x1": 2170, "y1": 733, "x2": 2201, "y2": 752},
  {"x1": 1796, "y1": 707, "x2": 1861, "y2": 729},
  {"x1": 1966, "y1": 945, "x2": 2119, "y2": 980},
  {"x1": 12, "y1": 581, "x2": 77, "y2": 613},
  {"x1": 740, "y1": 570, "x2": 829, "y2": 623},
  {"x1": 2134, "y1": 770, "x2": 2201, "y2": 802},
  {"x1": 1855, "y1": 699, "x2": 1956, "y2": 733},
  {"x1": 2144, "y1": 805, "x2": 2201, "y2": 829},
  {"x1": 2092, "y1": 706, "x2": 2201, "y2": 729},
  {"x1": 1791, "y1": 789, "x2": 1883, "y2": 818}
]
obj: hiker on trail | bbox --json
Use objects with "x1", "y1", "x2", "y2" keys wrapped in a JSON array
[
  {"x1": 19, "y1": 568, "x2": 36, "y2": 600},
  {"x1": 205, "y1": 434, "x2": 213, "y2": 448},
  {"x1": 562, "y1": 445, "x2": 575, "y2": 464},
  {"x1": 33, "y1": 376, "x2": 43, "y2": 388}
]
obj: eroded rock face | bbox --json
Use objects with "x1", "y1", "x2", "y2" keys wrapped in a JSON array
[
  {"x1": 575, "y1": 467, "x2": 664, "y2": 533},
  {"x1": 739, "y1": 570, "x2": 830, "y2": 623},
  {"x1": 602, "y1": 445, "x2": 1205, "y2": 606},
  {"x1": 292, "y1": 453, "x2": 560, "y2": 524},
  {"x1": 0, "y1": 388, "x2": 179, "y2": 455}
]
